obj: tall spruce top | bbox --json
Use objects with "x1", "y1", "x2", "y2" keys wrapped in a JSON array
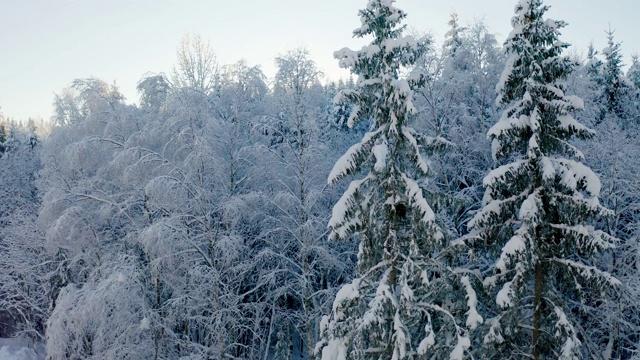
[
  {"x1": 328, "y1": 0, "x2": 439, "y2": 245},
  {"x1": 491, "y1": 0, "x2": 592, "y2": 163},
  {"x1": 331, "y1": 0, "x2": 424, "y2": 132}
]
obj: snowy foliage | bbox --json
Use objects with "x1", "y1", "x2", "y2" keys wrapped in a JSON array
[{"x1": 317, "y1": 1, "x2": 473, "y2": 359}]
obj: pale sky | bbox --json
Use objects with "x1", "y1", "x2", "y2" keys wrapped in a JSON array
[{"x1": 0, "y1": 0, "x2": 638, "y2": 121}]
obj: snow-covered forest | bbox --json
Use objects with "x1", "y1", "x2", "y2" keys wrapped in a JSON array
[{"x1": 1, "y1": 0, "x2": 640, "y2": 358}]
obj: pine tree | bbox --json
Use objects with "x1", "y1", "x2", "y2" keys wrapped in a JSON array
[
  {"x1": 316, "y1": 1, "x2": 477, "y2": 359},
  {"x1": 468, "y1": 1, "x2": 619, "y2": 358}
]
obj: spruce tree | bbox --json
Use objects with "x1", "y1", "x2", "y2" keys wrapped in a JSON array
[
  {"x1": 316, "y1": 1, "x2": 478, "y2": 359},
  {"x1": 0, "y1": 125, "x2": 6, "y2": 157},
  {"x1": 600, "y1": 28, "x2": 630, "y2": 117},
  {"x1": 444, "y1": 13, "x2": 465, "y2": 59},
  {"x1": 627, "y1": 54, "x2": 640, "y2": 117},
  {"x1": 627, "y1": 54, "x2": 640, "y2": 90},
  {"x1": 586, "y1": 42, "x2": 602, "y2": 80},
  {"x1": 468, "y1": 1, "x2": 619, "y2": 358}
]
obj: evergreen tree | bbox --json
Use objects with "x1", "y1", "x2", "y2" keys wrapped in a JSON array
[
  {"x1": 444, "y1": 13, "x2": 465, "y2": 59},
  {"x1": 316, "y1": 1, "x2": 477, "y2": 359},
  {"x1": 586, "y1": 42, "x2": 602, "y2": 80},
  {"x1": 627, "y1": 54, "x2": 640, "y2": 90},
  {"x1": 600, "y1": 28, "x2": 630, "y2": 118},
  {"x1": 468, "y1": 1, "x2": 619, "y2": 358},
  {"x1": 0, "y1": 125, "x2": 6, "y2": 156}
]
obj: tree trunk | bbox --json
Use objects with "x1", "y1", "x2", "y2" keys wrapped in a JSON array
[{"x1": 532, "y1": 260, "x2": 543, "y2": 359}]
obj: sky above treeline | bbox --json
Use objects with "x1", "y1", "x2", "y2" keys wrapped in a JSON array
[{"x1": 0, "y1": 0, "x2": 638, "y2": 121}]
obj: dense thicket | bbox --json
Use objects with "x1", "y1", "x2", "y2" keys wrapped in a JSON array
[{"x1": 1, "y1": 1, "x2": 640, "y2": 359}]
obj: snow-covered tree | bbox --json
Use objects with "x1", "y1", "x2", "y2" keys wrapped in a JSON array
[
  {"x1": 578, "y1": 120, "x2": 640, "y2": 358},
  {"x1": 316, "y1": 1, "x2": 476, "y2": 359},
  {"x1": 46, "y1": 259, "x2": 154, "y2": 359},
  {"x1": 586, "y1": 42, "x2": 602, "y2": 81},
  {"x1": 52, "y1": 89, "x2": 84, "y2": 126},
  {"x1": 468, "y1": 1, "x2": 619, "y2": 358},
  {"x1": 137, "y1": 73, "x2": 170, "y2": 112},
  {"x1": 627, "y1": 54, "x2": 640, "y2": 115},
  {"x1": 627, "y1": 54, "x2": 640, "y2": 90},
  {"x1": 257, "y1": 48, "x2": 350, "y2": 360},
  {"x1": 444, "y1": 13, "x2": 466, "y2": 59},
  {"x1": 172, "y1": 33, "x2": 218, "y2": 94},
  {"x1": 599, "y1": 28, "x2": 631, "y2": 118},
  {"x1": 412, "y1": 19, "x2": 502, "y2": 237},
  {"x1": 0, "y1": 124, "x2": 45, "y2": 341}
]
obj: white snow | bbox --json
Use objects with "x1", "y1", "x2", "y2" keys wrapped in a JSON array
[
  {"x1": 544, "y1": 18, "x2": 559, "y2": 30},
  {"x1": 363, "y1": 44, "x2": 380, "y2": 57},
  {"x1": 528, "y1": 135, "x2": 539, "y2": 157},
  {"x1": 402, "y1": 173, "x2": 436, "y2": 225},
  {"x1": 372, "y1": 142, "x2": 388, "y2": 172},
  {"x1": 496, "y1": 281, "x2": 514, "y2": 308},
  {"x1": 557, "y1": 159, "x2": 602, "y2": 196},
  {"x1": 558, "y1": 114, "x2": 590, "y2": 133},
  {"x1": 417, "y1": 317, "x2": 435, "y2": 354},
  {"x1": 566, "y1": 95, "x2": 584, "y2": 110},
  {"x1": 390, "y1": 78, "x2": 416, "y2": 114},
  {"x1": 488, "y1": 113, "x2": 530, "y2": 143},
  {"x1": 491, "y1": 138, "x2": 501, "y2": 162},
  {"x1": 460, "y1": 276, "x2": 483, "y2": 330},
  {"x1": 383, "y1": 37, "x2": 417, "y2": 55},
  {"x1": 541, "y1": 156, "x2": 556, "y2": 180},
  {"x1": 332, "y1": 279, "x2": 361, "y2": 321},
  {"x1": 392, "y1": 311, "x2": 407, "y2": 360},
  {"x1": 549, "y1": 224, "x2": 616, "y2": 251},
  {"x1": 515, "y1": 0, "x2": 531, "y2": 16},
  {"x1": 544, "y1": 84, "x2": 564, "y2": 98},
  {"x1": 541, "y1": 157, "x2": 602, "y2": 196},
  {"x1": 328, "y1": 176, "x2": 369, "y2": 239},
  {"x1": 529, "y1": 106, "x2": 540, "y2": 132},
  {"x1": 449, "y1": 335, "x2": 470, "y2": 360},
  {"x1": 139, "y1": 316, "x2": 150, "y2": 330},
  {"x1": 468, "y1": 194, "x2": 520, "y2": 229},
  {"x1": 553, "y1": 258, "x2": 621, "y2": 286},
  {"x1": 333, "y1": 89, "x2": 356, "y2": 106},
  {"x1": 347, "y1": 105, "x2": 361, "y2": 128},
  {"x1": 0, "y1": 339, "x2": 44, "y2": 360},
  {"x1": 496, "y1": 234, "x2": 526, "y2": 272},
  {"x1": 321, "y1": 338, "x2": 348, "y2": 360},
  {"x1": 518, "y1": 193, "x2": 539, "y2": 221},
  {"x1": 328, "y1": 129, "x2": 381, "y2": 184},
  {"x1": 362, "y1": 278, "x2": 393, "y2": 329},
  {"x1": 483, "y1": 160, "x2": 528, "y2": 188},
  {"x1": 402, "y1": 126, "x2": 430, "y2": 173},
  {"x1": 334, "y1": 47, "x2": 359, "y2": 69},
  {"x1": 553, "y1": 306, "x2": 581, "y2": 360},
  {"x1": 496, "y1": 55, "x2": 517, "y2": 102},
  {"x1": 483, "y1": 318, "x2": 505, "y2": 345}
]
